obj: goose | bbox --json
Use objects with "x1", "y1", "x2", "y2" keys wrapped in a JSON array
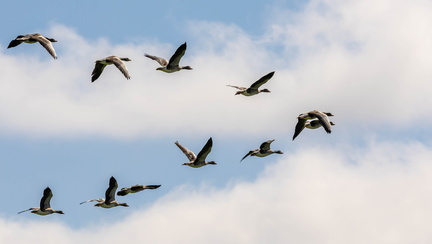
[
  {"x1": 227, "y1": 71, "x2": 275, "y2": 96},
  {"x1": 144, "y1": 42, "x2": 192, "y2": 73},
  {"x1": 8, "y1": 33, "x2": 58, "y2": 59},
  {"x1": 80, "y1": 176, "x2": 129, "y2": 208},
  {"x1": 117, "y1": 184, "x2": 161, "y2": 196},
  {"x1": 292, "y1": 110, "x2": 334, "y2": 140},
  {"x1": 175, "y1": 137, "x2": 216, "y2": 168},
  {"x1": 91, "y1": 56, "x2": 131, "y2": 82},
  {"x1": 241, "y1": 139, "x2": 283, "y2": 162},
  {"x1": 18, "y1": 187, "x2": 64, "y2": 215}
]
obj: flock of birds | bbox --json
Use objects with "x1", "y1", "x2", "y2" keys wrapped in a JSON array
[{"x1": 9, "y1": 33, "x2": 336, "y2": 216}]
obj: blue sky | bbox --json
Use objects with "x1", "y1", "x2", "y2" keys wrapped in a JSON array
[{"x1": 1, "y1": 0, "x2": 432, "y2": 243}]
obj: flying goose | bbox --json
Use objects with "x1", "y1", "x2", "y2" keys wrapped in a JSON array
[
  {"x1": 117, "y1": 184, "x2": 161, "y2": 196},
  {"x1": 8, "y1": 33, "x2": 58, "y2": 59},
  {"x1": 241, "y1": 139, "x2": 283, "y2": 162},
  {"x1": 292, "y1": 110, "x2": 334, "y2": 140},
  {"x1": 18, "y1": 187, "x2": 64, "y2": 215},
  {"x1": 80, "y1": 176, "x2": 129, "y2": 208},
  {"x1": 227, "y1": 71, "x2": 275, "y2": 96},
  {"x1": 175, "y1": 137, "x2": 216, "y2": 168},
  {"x1": 91, "y1": 56, "x2": 131, "y2": 82},
  {"x1": 144, "y1": 42, "x2": 192, "y2": 73}
]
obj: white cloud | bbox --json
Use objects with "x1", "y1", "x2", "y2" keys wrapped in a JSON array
[
  {"x1": 1, "y1": 140, "x2": 432, "y2": 243},
  {"x1": 1, "y1": 0, "x2": 431, "y2": 139}
]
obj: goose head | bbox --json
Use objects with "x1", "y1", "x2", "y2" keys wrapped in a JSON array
[
  {"x1": 206, "y1": 161, "x2": 217, "y2": 165},
  {"x1": 181, "y1": 66, "x2": 193, "y2": 70},
  {"x1": 259, "y1": 89, "x2": 271, "y2": 93}
]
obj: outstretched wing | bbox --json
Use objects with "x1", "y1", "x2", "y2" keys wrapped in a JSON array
[
  {"x1": 226, "y1": 85, "x2": 246, "y2": 90},
  {"x1": 175, "y1": 141, "x2": 196, "y2": 161},
  {"x1": 293, "y1": 118, "x2": 307, "y2": 140},
  {"x1": 112, "y1": 57, "x2": 131, "y2": 79},
  {"x1": 240, "y1": 150, "x2": 255, "y2": 162},
  {"x1": 259, "y1": 139, "x2": 275, "y2": 151},
  {"x1": 40, "y1": 187, "x2": 53, "y2": 211},
  {"x1": 17, "y1": 208, "x2": 36, "y2": 214},
  {"x1": 250, "y1": 71, "x2": 275, "y2": 89},
  {"x1": 310, "y1": 111, "x2": 332, "y2": 134},
  {"x1": 105, "y1": 176, "x2": 118, "y2": 203},
  {"x1": 167, "y1": 42, "x2": 187, "y2": 68},
  {"x1": 144, "y1": 54, "x2": 169, "y2": 66},
  {"x1": 35, "y1": 35, "x2": 57, "y2": 59},
  {"x1": 91, "y1": 62, "x2": 106, "y2": 82},
  {"x1": 79, "y1": 198, "x2": 104, "y2": 205},
  {"x1": 196, "y1": 137, "x2": 213, "y2": 162}
]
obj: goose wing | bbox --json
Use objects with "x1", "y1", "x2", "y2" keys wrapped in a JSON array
[
  {"x1": 111, "y1": 57, "x2": 131, "y2": 79},
  {"x1": 79, "y1": 198, "x2": 104, "y2": 205},
  {"x1": 91, "y1": 61, "x2": 107, "y2": 82},
  {"x1": 117, "y1": 186, "x2": 132, "y2": 196},
  {"x1": 34, "y1": 34, "x2": 57, "y2": 59},
  {"x1": 293, "y1": 118, "x2": 307, "y2": 140},
  {"x1": 144, "y1": 54, "x2": 168, "y2": 66},
  {"x1": 40, "y1": 187, "x2": 53, "y2": 211},
  {"x1": 250, "y1": 71, "x2": 275, "y2": 89},
  {"x1": 17, "y1": 208, "x2": 36, "y2": 214},
  {"x1": 139, "y1": 185, "x2": 161, "y2": 190},
  {"x1": 260, "y1": 139, "x2": 275, "y2": 151},
  {"x1": 175, "y1": 141, "x2": 196, "y2": 161},
  {"x1": 311, "y1": 111, "x2": 332, "y2": 133},
  {"x1": 226, "y1": 85, "x2": 246, "y2": 90},
  {"x1": 167, "y1": 42, "x2": 187, "y2": 68},
  {"x1": 105, "y1": 176, "x2": 118, "y2": 203},
  {"x1": 195, "y1": 137, "x2": 213, "y2": 162},
  {"x1": 240, "y1": 149, "x2": 257, "y2": 162},
  {"x1": 8, "y1": 34, "x2": 29, "y2": 48},
  {"x1": 7, "y1": 39, "x2": 23, "y2": 48}
]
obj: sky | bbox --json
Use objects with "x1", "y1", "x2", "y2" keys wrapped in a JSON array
[{"x1": 1, "y1": 0, "x2": 432, "y2": 243}]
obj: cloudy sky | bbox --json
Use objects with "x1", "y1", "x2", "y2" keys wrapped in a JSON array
[{"x1": 1, "y1": 0, "x2": 432, "y2": 243}]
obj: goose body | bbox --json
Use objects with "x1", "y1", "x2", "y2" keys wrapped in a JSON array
[
  {"x1": 293, "y1": 110, "x2": 334, "y2": 140},
  {"x1": 241, "y1": 139, "x2": 283, "y2": 162},
  {"x1": 305, "y1": 119, "x2": 335, "y2": 129},
  {"x1": 175, "y1": 137, "x2": 216, "y2": 168},
  {"x1": 144, "y1": 42, "x2": 192, "y2": 73},
  {"x1": 117, "y1": 184, "x2": 161, "y2": 196},
  {"x1": 80, "y1": 176, "x2": 129, "y2": 208},
  {"x1": 18, "y1": 187, "x2": 64, "y2": 215},
  {"x1": 227, "y1": 71, "x2": 274, "y2": 96},
  {"x1": 8, "y1": 33, "x2": 58, "y2": 59},
  {"x1": 91, "y1": 56, "x2": 131, "y2": 82}
]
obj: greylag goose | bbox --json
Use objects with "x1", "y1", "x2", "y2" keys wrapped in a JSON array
[
  {"x1": 18, "y1": 187, "x2": 64, "y2": 215},
  {"x1": 175, "y1": 137, "x2": 216, "y2": 168},
  {"x1": 91, "y1": 56, "x2": 131, "y2": 82},
  {"x1": 227, "y1": 71, "x2": 275, "y2": 96},
  {"x1": 241, "y1": 139, "x2": 283, "y2": 162},
  {"x1": 144, "y1": 42, "x2": 192, "y2": 73},
  {"x1": 117, "y1": 184, "x2": 161, "y2": 196},
  {"x1": 293, "y1": 110, "x2": 334, "y2": 140},
  {"x1": 8, "y1": 33, "x2": 58, "y2": 59},
  {"x1": 80, "y1": 176, "x2": 129, "y2": 208}
]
